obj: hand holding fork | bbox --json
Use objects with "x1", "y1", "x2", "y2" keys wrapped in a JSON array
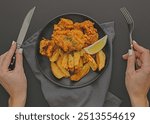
[{"x1": 120, "y1": 7, "x2": 141, "y2": 68}]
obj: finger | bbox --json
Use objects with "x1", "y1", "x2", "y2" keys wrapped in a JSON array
[
  {"x1": 136, "y1": 58, "x2": 142, "y2": 67},
  {"x1": 2, "y1": 41, "x2": 16, "y2": 70},
  {"x1": 122, "y1": 53, "x2": 128, "y2": 60},
  {"x1": 133, "y1": 40, "x2": 147, "y2": 53},
  {"x1": 126, "y1": 49, "x2": 135, "y2": 73},
  {"x1": 0, "y1": 52, "x2": 8, "y2": 64},
  {"x1": 133, "y1": 41, "x2": 150, "y2": 66},
  {"x1": 122, "y1": 51, "x2": 141, "y2": 60},
  {"x1": 123, "y1": 52, "x2": 142, "y2": 68},
  {"x1": 15, "y1": 48, "x2": 23, "y2": 71}
]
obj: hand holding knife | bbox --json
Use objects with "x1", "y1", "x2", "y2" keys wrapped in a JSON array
[{"x1": 8, "y1": 7, "x2": 36, "y2": 70}]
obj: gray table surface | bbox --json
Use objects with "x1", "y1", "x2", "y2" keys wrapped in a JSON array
[{"x1": 0, "y1": 0, "x2": 150, "y2": 107}]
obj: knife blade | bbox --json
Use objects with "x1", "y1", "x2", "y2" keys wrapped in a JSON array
[{"x1": 8, "y1": 6, "x2": 36, "y2": 70}]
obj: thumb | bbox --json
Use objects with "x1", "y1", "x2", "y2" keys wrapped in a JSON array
[{"x1": 126, "y1": 49, "x2": 135, "y2": 73}]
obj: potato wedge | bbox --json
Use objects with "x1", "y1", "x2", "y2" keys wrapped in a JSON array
[
  {"x1": 49, "y1": 48, "x2": 60, "y2": 62},
  {"x1": 70, "y1": 63, "x2": 90, "y2": 81},
  {"x1": 62, "y1": 53, "x2": 68, "y2": 69},
  {"x1": 82, "y1": 55, "x2": 88, "y2": 64},
  {"x1": 79, "y1": 58, "x2": 83, "y2": 68},
  {"x1": 68, "y1": 54, "x2": 74, "y2": 70},
  {"x1": 57, "y1": 57, "x2": 70, "y2": 77},
  {"x1": 84, "y1": 53, "x2": 97, "y2": 71},
  {"x1": 96, "y1": 50, "x2": 106, "y2": 71},
  {"x1": 74, "y1": 57, "x2": 83, "y2": 73},
  {"x1": 59, "y1": 48, "x2": 64, "y2": 57},
  {"x1": 74, "y1": 51, "x2": 80, "y2": 69},
  {"x1": 80, "y1": 49, "x2": 85, "y2": 57},
  {"x1": 51, "y1": 62, "x2": 64, "y2": 79}
]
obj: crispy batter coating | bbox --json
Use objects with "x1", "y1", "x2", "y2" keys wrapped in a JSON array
[
  {"x1": 52, "y1": 18, "x2": 98, "y2": 52},
  {"x1": 40, "y1": 39, "x2": 55, "y2": 57}
]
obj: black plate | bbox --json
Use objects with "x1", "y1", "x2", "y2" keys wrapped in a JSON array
[{"x1": 35, "y1": 13, "x2": 110, "y2": 88}]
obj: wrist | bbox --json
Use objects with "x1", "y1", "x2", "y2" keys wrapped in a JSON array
[
  {"x1": 9, "y1": 93, "x2": 26, "y2": 107},
  {"x1": 130, "y1": 96, "x2": 149, "y2": 107}
]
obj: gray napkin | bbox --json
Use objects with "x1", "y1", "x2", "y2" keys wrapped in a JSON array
[{"x1": 22, "y1": 22, "x2": 122, "y2": 107}]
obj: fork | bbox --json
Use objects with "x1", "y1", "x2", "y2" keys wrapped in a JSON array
[
  {"x1": 120, "y1": 7, "x2": 141, "y2": 68},
  {"x1": 120, "y1": 7, "x2": 134, "y2": 49}
]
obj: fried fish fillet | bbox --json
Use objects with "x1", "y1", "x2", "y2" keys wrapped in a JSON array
[
  {"x1": 52, "y1": 30, "x2": 85, "y2": 52},
  {"x1": 40, "y1": 39, "x2": 55, "y2": 57},
  {"x1": 40, "y1": 39, "x2": 49, "y2": 56},
  {"x1": 51, "y1": 18, "x2": 98, "y2": 52}
]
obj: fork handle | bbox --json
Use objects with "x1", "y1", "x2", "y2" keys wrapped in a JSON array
[{"x1": 129, "y1": 34, "x2": 133, "y2": 48}]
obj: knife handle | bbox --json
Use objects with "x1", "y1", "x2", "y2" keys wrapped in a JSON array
[{"x1": 8, "y1": 54, "x2": 16, "y2": 71}]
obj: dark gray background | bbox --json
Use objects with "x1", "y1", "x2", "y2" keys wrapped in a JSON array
[{"x1": 0, "y1": 0, "x2": 150, "y2": 107}]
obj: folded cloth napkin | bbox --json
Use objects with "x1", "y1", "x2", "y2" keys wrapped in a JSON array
[{"x1": 22, "y1": 22, "x2": 122, "y2": 107}]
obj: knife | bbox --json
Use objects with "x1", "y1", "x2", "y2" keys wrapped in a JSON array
[{"x1": 8, "y1": 7, "x2": 36, "y2": 70}]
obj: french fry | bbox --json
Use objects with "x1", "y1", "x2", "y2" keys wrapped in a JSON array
[
  {"x1": 74, "y1": 51, "x2": 80, "y2": 69},
  {"x1": 62, "y1": 53, "x2": 68, "y2": 69},
  {"x1": 96, "y1": 50, "x2": 106, "y2": 71},
  {"x1": 57, "y1": 57, "x2": 70, "y2": 77},
  {"x1": 68, "y1": 54, "x2": 74, "y2": 71},
  {"x1": 51, "y1": 62, "x2": 64, "y2": 79},
  {"x1": 84, "y1": 53, "x2": 97, "y2": 71},
  {"x1": 70, "y1": 63, "x2": 90, "y2": 81},
  {"x1": 49, "y1": 48, "x2": 60, "y2": 62}
]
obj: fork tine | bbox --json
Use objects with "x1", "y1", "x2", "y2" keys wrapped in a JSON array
[
  {"x1": 122, "y1": 8, "x2": 134, "y2": 22},
  {"x1": 121, "y1": 12, "x2": 133, "y2": 24},
  {"x1": 120, "y1": 9, "x2": 130, "y2": 20},
  {"x1": 120, "y1": 7, "x2": 134, "y2": 24},
  {"x1": 122, "y1": 10, "x2": 133, "y2": 23},
  {"x1": 120, "y1": 7, "x2": 135, "y2": 48}
]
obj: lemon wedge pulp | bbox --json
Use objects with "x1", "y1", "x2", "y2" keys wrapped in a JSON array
[{"x1": 84, "y1": 35, "x2": 108, "y2": 55}]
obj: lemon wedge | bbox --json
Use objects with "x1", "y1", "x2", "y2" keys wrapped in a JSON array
[{"x1": 84, "y1": 35, "x2": 108, "y2": 55}]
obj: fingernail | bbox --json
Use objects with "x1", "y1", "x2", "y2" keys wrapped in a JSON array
[
  {"x1": 12, "y1": 41, "x2": 16, "y2": 45},
  {"x1": 133, "y1": 40, "x2": 137, "y2": 44},
  {"x1": 18, "y1": 48, "x2": 23, "y2": 54},
  {"x1": 128, "y1": 49, "x2": 133, "y2": 56},
  {"x1": 122, "y1": 54, "x2": 126, "y2": 57}
]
